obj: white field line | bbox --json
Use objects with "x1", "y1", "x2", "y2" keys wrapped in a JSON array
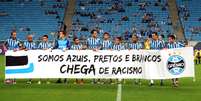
[{"x1": 116, "y1": 79, "x2": 122, "y2": 101}]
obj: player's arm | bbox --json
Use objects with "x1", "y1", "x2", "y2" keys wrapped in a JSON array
[
  {"x1": 128, "y1": 43, "x2": 132, "y2": 50},
  {"x1": 66, "y1": 39, "x2": 71, "y2": 49},
  {"x1": 13, "y1": 41, "x2": 21, "y2": 52},
  {"x1": 95, "y1": 39, "x2": 102, "y2": 51},
  {"x1": 53, "y1": 39, "x2": 58, "y2": 49},
  {"x1": 85, "y1": 39, "x2": 89, "y2": 49},
  {"x1": 38, "y1": 43, "x2": 42, "y2": 49},
  {"x1": 109, "y1": 42, "x2": 113, "y2": 51},
  {"x1": 160, "y1": 41, "x2": 166, "y2": 49},
  {"x1": 33, "y1": 42, "x2": 37, "y2": 50},
  {"x1": 138, "y1": 43, "x2": 143, "y2": 50}
]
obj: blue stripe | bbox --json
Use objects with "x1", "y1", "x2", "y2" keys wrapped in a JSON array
[
  {"x1": 7, "y1": 38, "x2": 19, "y2": 50},
  {"x1": 150, "y1": 40, "x2": 164, "y2": 50},
  {"x1": 87, "y1": 38, "x2": 101, "y2": 49},
  {"x1": 102, "y1": 40, "x2": 112, "y2": 50},
  {"x1": 71, "y1": 44, "x2": 82, "y2": 50},
  {"x1": 5, "y1": 63, "x2": 34, "y2": 74},
  {"x1": 113, "y1": 44, "x2": 125, "y2": 50},
  {"x1": 129, "y1": 42, "x2": 142, "y2": 49},
  {"x1": 167, "y1": 42, "x2": 184, "y2": 49},
  {"x1": 38, "y1": 42, "x2": 51, "y2": 49},
  {"x1": 24, "y1": 41, "x2": 36, "y2": 50}
]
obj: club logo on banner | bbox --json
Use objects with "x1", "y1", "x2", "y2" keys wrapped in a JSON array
[{"x1": 167, "y1": 54, "x2": 185, "y2": 75}]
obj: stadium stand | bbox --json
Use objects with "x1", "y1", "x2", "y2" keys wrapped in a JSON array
[
  {"x1": 0, "y1": 0, "x2": 67, "y2": 40},
  {"x1": 0, "y1": 0, "x2": 200, "y2": 42},
  {"x1": 177, "y1": 0, "x2": 201, "y2": 41},
  {"x1": 70, "y1": 0, "x2": 173, "y2": 41}
]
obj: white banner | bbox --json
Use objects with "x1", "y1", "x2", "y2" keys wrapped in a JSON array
[{"x1": 5, "y1": 47, "x2": 195, "y2": 79}]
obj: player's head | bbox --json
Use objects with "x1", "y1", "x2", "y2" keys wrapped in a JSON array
[
  {"x1": 159, "y1": 34, "x2": 165, "y2": 40},
  {"x1": 103, "y1": 32, "x2": 110, "y2": 40},
  {"x1": 27, "y1": 34, "x2": 33, "y2": 42},
  {"x1": 91, "y1": 29, "x2": 98, "y2": 38},
  {"x1": 42, "y1": 35, "x2": 48, "y2": 42},
  {"x1": 114, "y1": 36, "x2": 122, "y2": 44},
  {"x1": 168, "y1": 34, "x2": 176, "y2": 43},
  {"x1": 59, "y1": 31, "x2": 66, "y2": 39},
  {"x1": 152, "y1": 32, "x2": 158, "y2": 40},
  {"x1": 131, "y1": 34, "x2": 138, "y2": 43},
  {"x1": 10, "y1": 31, "x2": 17, "y2": 39},
  {"x1": 73, "y1": 37, "x2": 80, "y2": 45}
]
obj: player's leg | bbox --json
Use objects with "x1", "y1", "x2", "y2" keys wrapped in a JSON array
[
  {"x1": 46, "y1": 79, "x2": 50, "y2": 84},
  {"x1": 37, "y1": 79, "x2": 41, "y2": 84},
  {"x1": 26, "y1": 79, "x2": 32, "y2": 84},
  {"x1": 149, "y1": 79, "x2": 154, "y2": 86},
  {"x1": 172, "y1": 78, "x2": 178, "y2": 87},
  {"x1": 160, "y1": 80, "x2": 164, "y2": 86},
  {"x1": 56, "y1": 78, "x2": 62, "y2": 83},
  {"x1": 63, "y1": 78, "x2": 67, "y2": 84}
]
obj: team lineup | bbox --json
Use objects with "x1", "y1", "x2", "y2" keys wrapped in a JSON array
[
  {"x1": 5, "y1": 29, "x2": 186, "y2": 87},
  {"x1": 0, "y1": 0, "x2": 200, "y2": 101}
]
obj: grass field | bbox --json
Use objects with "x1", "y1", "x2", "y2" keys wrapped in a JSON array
[{"x1": 0, "y1": 55, "x2": 201, "y2": 101}]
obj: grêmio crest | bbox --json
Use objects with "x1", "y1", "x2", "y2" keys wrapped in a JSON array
[{"x1": 167, "y1": 52, "x2": 185, "y2": 75}]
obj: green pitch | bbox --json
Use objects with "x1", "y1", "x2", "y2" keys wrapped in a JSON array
[{"x1": 0, "y1": 55, "x2": 201, "y2": 101}]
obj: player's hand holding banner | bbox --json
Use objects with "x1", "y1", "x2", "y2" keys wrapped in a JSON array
[{"x1": 5, "y1": 47, "x2": 194, "y2": 79}]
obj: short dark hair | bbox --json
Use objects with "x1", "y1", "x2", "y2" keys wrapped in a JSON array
[
  {"x1": 115, "y1": 36, "x2": 122, "y2": 41},
  {"x1": 160, "y1": 34, "x2": 165, "y2": 38},
  {"x1": 11, "y1": 31, "x2": 16, "y2": 36},
  {"x1": 132, "y1": 34, "x2": 138, "y2": 39},
  {"x1": 91, "y1": 29, "x2": 98, "y2": 34},
  {"x1": 168, "y1": 34, "x2": 176, "y2": 40},
  {"x1": 152, "y1": 32, "x2": 158, "y2": 36},
  {"x1": 59, "y1": 31, "x2": 66, "y2": 35},
  {"x1": 73, "y1": 37, "x2": 79, "y2": 41},
  {"x1": 103, "y1": 32, "x2": 110, "y2": 36},
  {"x1": 43, "y1": 35, "x2": 48, "y2": 38}
]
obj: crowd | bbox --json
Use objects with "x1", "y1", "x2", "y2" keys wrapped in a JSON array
[
  {"x1": 72, "y1": 0, "x2": 172, "y2": 42},
  {"x1": 4, "y1": 29, "x2": 186, "y2": 87}
]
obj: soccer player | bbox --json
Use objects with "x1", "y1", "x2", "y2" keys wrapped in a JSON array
[
  {"x1": 101, "y1": 32, "x2": 113, "y2": 84},
  {"x1": 71, "y1": 37, "x2": 84, "y2": 85},
  {"x1": 5, "y1": 31, "x2": 20, "y2": 50},
  {"x1": 113, "y1": 36, "x2": 126, "y2": 84},
  {"x1": 128, "y1": 34, "x2": 143, "y2": 85},
  {"x1": 86, "y1": 29, "x2": 101, "y2": 84},
  {"x1": 166, "y1": 34, "x2": 184, "y2": 87},
  {"x1": 113, "y1": 37, "x2": 125, "y2": 51},
  {"x1": 150, "y1": 32, "x2": 165, "y2": 86},
  {"x1": 24, "y1": 34, "x2": 36, "y2": 50},
  {"x1": 101, "y1": 32, "x2": 113, "y2": 50},
  {"x1": 71, "y1": 37, "x2": 83, "y2": 50},
  {"x1": 128, "y1": 34, "x2": 142, "y2": 50},
  {"x1": 37, "y1": 35, "x2": 52, "y2": 84},
  {"x1": 23, "y1": 34, "x2": 36, "y2": 84},
  {"x1": 54, "y1": 31, "x2": 70, "y2": 84},
  {"x1": 54, "y1": 31, "x2": 70, "y2": 50},
  {"x1": 4, "y1": 31, "x2": 21, "y2": 84},
  {"x1": 87, "y1": 29, "x2": 101, "y2": 51},
  {"x1": 150, "y1": 32, "x2": 165, "y2": 50},
  {"x1": 159, "y1": 34, "x2": 165, "y2": 46},
  {"x1": 38, "y1": 35, "x2": 51, "y2": 50}
]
